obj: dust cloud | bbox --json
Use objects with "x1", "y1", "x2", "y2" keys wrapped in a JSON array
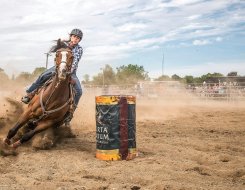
[{"x1": 0, "y1": 84, "x2": 245, "y2": 189}]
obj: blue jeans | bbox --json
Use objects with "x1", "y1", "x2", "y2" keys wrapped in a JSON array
[
  {"x1": 27, "y1": 66, "x2": 56, "y2": 93},
  {"x1": 26, "y1": 66, "x2": 82, "y2": 113}
]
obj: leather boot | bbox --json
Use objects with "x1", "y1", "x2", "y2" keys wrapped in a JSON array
[{"x1": 21, "y1": 93, "x2": 34, "y2": 104}]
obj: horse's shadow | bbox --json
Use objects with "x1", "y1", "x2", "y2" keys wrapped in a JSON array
[{"x1": 53, "y1": 129, "x2": 96, "y2": 154}]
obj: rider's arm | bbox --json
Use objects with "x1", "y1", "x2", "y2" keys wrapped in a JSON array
[{"x1": 72, "y1": 46, "x2": 83, "y2": 72}]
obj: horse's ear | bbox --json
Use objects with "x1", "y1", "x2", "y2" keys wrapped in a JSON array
[
  {"x1": 57, "y1": 38, "x2": 61, "y2": 46},
  {"x1": 69, "y1": 41, "x2": 74, "y2": 49}
]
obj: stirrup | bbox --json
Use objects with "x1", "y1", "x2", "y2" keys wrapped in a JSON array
[
  {"x1": 21, "y1": 93, "x2": 35, "y2": 104},
  {"x1": 65, "y1": 121, "x2": 71, "y2": 128},
  {"x1": 21, "y1": 95, "x2": 31, "y2": 104}
]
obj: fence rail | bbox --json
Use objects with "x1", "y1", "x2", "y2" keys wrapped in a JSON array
[
  {"x1": 82, "y1": 83, "x2": 245, "y2": 101},
  {"x1": 9, "y1": 82, "x2": 245, "y2": 102}
]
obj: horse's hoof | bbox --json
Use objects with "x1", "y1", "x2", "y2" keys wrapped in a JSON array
[
  {"x1": 3, "y1": 137, "x2": 10, "y2": 145},
  {"x1": 10, "y1": 140, "x2": 21, "y2": 148}
]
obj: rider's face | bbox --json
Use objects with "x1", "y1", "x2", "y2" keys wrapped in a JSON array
[{"x1": 70, "y1": 35, "x2": 80, "y2": 45}]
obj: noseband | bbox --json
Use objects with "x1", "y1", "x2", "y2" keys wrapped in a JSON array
[{"x1": 55, "y1": 49, "x2": 73, "y2": 72}]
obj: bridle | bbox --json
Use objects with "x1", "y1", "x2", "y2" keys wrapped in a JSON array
[{"x1": 55, "y1": 49, "x2": 73, "y2": 74}]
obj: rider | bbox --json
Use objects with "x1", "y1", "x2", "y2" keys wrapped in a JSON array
[{"x1": 21, "y1": 29, "x2": 83, "y2": 128}]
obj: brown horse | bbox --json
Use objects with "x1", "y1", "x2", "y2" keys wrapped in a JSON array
[{"x1": 2, "y1": 39, "x2": 75, "y2": 148}]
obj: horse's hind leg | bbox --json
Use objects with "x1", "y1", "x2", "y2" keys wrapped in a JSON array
[
  {"x1": 3, "y1": 111, "x2": 31, "y2": 145},
  {"x1": 11, "y1": 121, "x2": 54, "y2": 148}
]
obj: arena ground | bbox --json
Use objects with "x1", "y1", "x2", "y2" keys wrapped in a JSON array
[{"x1": 0, "y1": 87, "x2": 245, "y2": 190}]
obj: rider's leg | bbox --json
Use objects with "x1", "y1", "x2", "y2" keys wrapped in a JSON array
[
  {"x1": 64, "y1": 72, "x2": 82, "y2": 127},
  {"x1": 22, "y1": 66, "x2": 56, "y2": 104},
  {"x1": 26, "y1": 66, "x2": 56, "y2": 93},
  {"x1": 72, "y1": 73, "x2": 83, "y2": 109}
]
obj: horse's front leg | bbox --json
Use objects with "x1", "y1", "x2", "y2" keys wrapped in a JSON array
[
  {"x1": 11, "y1": 120, "x2": 54, "y2": 148},
  {"x1": 3, "y1": 110, "x2": 31, "y2": 145}
]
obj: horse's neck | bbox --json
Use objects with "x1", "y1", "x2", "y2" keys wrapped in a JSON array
[
  {"x1": 42, "y1": 74, "x2": 71, "y2": 109},
  {"x1": 48, "y1": 75, "x2": 70, "y2": 95}
]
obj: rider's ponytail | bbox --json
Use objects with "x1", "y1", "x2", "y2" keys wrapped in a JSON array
[{"x1": 61, "y1": 33, "x2": 71, "y2": 43}]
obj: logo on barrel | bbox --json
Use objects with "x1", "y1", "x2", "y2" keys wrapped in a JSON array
[{"x1": 96, "y1": 125, "x2": 109, "y2": 144}]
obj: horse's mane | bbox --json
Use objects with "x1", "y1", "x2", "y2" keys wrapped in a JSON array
[{"x1": 49, "y1": 40, "x2": 69, "y2": 53}]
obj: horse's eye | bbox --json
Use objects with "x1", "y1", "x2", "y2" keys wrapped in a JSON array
[
  {"x1": 56, "y1": 54, "x2": 58, "y2": 57},
  {"x1": 71, "y1": 56, "x2": 74, "y2": 60}
]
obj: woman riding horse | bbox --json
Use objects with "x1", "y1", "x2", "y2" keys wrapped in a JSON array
[
  {"x1": 3, "y1": 39, "x2": 78, "y2": 148},
  {"x1": 21, "y1": 29, "x2": 83, "y2": 128}
]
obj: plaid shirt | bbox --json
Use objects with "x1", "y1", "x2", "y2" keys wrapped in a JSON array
[{"x1": 64, "y1": 42, "x2": 83, "y2": 71}]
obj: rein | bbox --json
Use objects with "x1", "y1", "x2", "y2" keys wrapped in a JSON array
[
  {"x1": 37, "y1": 79, "x2": 74, "y2": 121},
  {"x1": 45, "y1": 81, "x2": 60, "y2": 106},
  {"x1": 39, "y1": 86, "x2": 72, "y2": 120}
]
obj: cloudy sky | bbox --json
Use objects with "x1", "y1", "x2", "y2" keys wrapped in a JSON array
[{"x1": 0, "y1": 0, "x2": 245, "y2": 80}]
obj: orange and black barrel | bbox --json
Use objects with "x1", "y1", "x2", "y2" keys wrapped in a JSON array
[{"x1": 95, "y1": 95, "x2": 137, "y2": 161}]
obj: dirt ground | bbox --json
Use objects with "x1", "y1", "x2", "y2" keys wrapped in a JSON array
[{"x1": 0, "y1": 88, "x2": 245, "y2": 190}]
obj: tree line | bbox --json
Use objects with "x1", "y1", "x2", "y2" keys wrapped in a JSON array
[
  {"x1": 0, "y1": 67, "x2": 46, "y2": 83},
  {"x1": 82, "y1": 64, "x2": 224, "y2": 85},
  {"x1": 0, "y1": 64, "x2": 226, "y2": 85}
]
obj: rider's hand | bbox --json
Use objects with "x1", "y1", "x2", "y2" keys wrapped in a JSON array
[{"x1": 71, "y1": 68, "x2": 74, "y2": 73}]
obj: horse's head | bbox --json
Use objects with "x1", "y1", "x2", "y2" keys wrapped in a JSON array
[{"x1": 50, "y1": 39, "x2": 74, "y2": 81}]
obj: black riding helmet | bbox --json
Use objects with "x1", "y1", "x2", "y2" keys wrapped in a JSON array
[{"x1": 70, "y1": 29, "x2": 83, "y2": 41}]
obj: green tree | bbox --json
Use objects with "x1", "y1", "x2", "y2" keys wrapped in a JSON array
[
  {"x1": 155, "y1": 75, "x2": 171, "y2": 81},
  {"x1": 15, "y1": 72, "x2": 32, "y2": 82},
  {"x1": 0, "y1": 68, "x2": 10, "y2": 82},
  {"x1": 83, "y1": 74, "x2": 90, "y2": 84},
  {"x1": 195, "y1": 72, "x2": 224, "y2": 83},
  {"x1": 184, "y1": 75, "x2": 195, "y2": 84},
  {"x1": 103, "y1": 64, "x2": 116, "y2": 85},
  {"x1": 91, "y1": 64, "x2": 116, "y2": 85},
  {"x1": 212, "y1": 72, "x2": 223, "y2": 77},
  {"x1": 32, "y1": 67, "x2": 46, "y2": 77},
  {"x1": 179, "y1": 78, "x2": 187, "y2": 84},
  {"x1": 227, "y1": 71, "x2": 237, "y2": 76},
  {"x1": 171, "y1": 74, "x2": 182, "y2": 81},
  {"x1": 116, "y1": 64, "x2": 147, "y2": 84},
  {"x1": 92, "y1": 73, "x2": 103, "y2": 85}
]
